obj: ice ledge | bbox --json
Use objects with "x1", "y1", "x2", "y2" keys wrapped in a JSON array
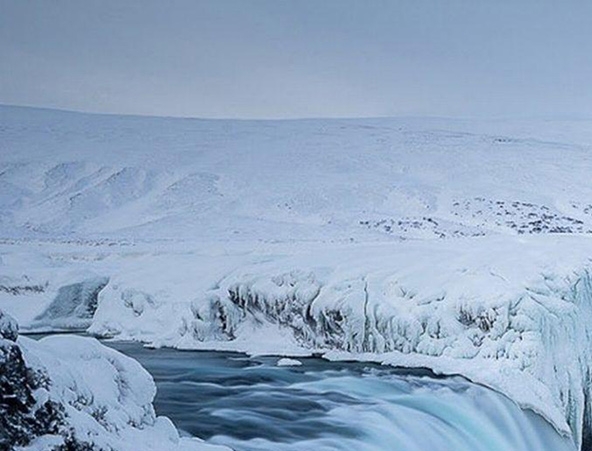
[{"x1": 86, "y1": 235, "x2": 592, "y2": 450}]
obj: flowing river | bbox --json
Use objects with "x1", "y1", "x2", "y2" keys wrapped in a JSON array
[{"x1": 103, "y1": 341, "x2": 576, "y2": 451}]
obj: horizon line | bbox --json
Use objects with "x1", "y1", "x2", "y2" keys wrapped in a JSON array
[{"x1": 2, "y1": 102, "x2": 592, "y2": 123}]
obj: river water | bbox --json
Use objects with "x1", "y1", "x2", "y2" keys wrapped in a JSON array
[{"x1": 104, "y1": 341, "x2": 576, "y2": 451}]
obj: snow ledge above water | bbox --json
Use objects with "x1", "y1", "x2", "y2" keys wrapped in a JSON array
[{"x1": 84, "y1": 235, "x2": 592, "y2": 450}]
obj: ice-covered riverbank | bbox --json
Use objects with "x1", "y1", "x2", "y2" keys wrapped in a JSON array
[{"x1": 2, "y1": 234, "x2": 592, "y2": 449}]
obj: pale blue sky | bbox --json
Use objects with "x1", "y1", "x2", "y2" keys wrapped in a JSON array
[{"x1": 1, "y1": 0, "x2": 591, "y2": 118}]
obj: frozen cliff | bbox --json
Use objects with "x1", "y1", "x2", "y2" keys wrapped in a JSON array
[{"x1": 83, "y1": 235, "x2": 592, "y2": 450}]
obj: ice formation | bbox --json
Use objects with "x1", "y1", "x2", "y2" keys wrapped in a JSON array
[
  {"x1": 276, "y1": 358, "x2": 303, "y2": 367},
  {"x1": 30, "y1": 277, "x2": 109, "y2": 331},
  {"x1": 82, "y1": 236, "x2": 592, "y2": 449}
]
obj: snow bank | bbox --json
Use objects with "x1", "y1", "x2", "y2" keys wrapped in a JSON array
[
  {"x1": 19, "y1": 336, "x2": 228, "y2": 451},
  {"x1": 0, "y1": 308, "x2": 228, "y2": 451}
]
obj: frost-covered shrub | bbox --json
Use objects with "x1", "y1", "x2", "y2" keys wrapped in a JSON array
[
  {"x1": 0, "y1": 310, "x2": 65, "y2": 451},
  {"x1": 50, "y1": 433, "x2": 99, "y2": 451}
]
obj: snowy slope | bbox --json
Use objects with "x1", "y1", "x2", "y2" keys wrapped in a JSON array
[
  {"x1": 2, "y1": 105, "x2": 592, "y2": 243},
  {"x1": 2, "y1": 105, "x2": 592, "y2": 449}
]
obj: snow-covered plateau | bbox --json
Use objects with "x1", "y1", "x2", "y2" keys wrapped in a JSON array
[{"x1": 2, "y1": 105, "x2": 592, "y2": 449}]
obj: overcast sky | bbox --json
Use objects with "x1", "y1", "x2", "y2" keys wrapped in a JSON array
[{"x1": 1, "y1": 0, "x2": 592, "y2": 119}]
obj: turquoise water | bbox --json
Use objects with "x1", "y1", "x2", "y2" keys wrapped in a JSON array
[{"x1": 106, "y1": 342, "x2": 576, "y2": 451}]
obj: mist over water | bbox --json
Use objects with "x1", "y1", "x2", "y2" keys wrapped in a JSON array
[{"x1": 107, "y1": 343, "x2": 576, "y2": 451}]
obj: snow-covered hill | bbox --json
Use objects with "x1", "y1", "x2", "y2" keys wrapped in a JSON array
[
  {"x1": 2, "y1": 105, "x2": 592, "y2": 449},
  {"x1": 2, "y1": 105, "x2": 592, "y2": 243}
]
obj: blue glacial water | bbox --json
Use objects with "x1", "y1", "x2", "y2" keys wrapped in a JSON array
[{"x1": 106, "y1": 342, "x2": 576, "y2": 451}]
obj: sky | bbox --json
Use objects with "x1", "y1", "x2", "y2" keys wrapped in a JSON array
[{"x1": 1, "y1": 0, "x2": 592, "y2": 119}]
